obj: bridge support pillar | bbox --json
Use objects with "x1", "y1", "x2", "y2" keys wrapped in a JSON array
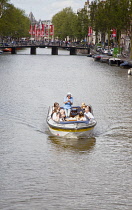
[
  {"x1": 30, "y1": 46, "x2": 36, "y2": 55},
  {"x1": 52, "y1": 46, "x2": 58, "y2": 55},
  {"x1": 70, "y1": 47, "x2": 76, "y2": 55},
  {"x1": 11, "y1": 47, "x2": 16, "y2": 54},
  {"x1": 88, "y1": 47, "x2": 90, "y2": 54}
]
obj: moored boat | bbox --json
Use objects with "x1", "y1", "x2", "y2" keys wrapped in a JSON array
[
  {"x1": 93, "y1": 54, "x2": 102, "y2": 61},
  {"x1": 109, "y1": 57, "x2": 124, "y2": 66},
  {"x1": 120, "y1": 61, "x2": 132, "y2": 69},
  {"x1": 100, "y1": 55, "x2": 109, "y2": 63},
  {"x1": 3, "y1": 48, "x2": 11, "y2": 52},
  {"x1": 47, "y1": 105, "x2": 97, "y2": 138}
]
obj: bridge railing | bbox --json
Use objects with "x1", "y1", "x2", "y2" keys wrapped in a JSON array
[{"x1": 0, "y1": 41, "x2": 91, "y2": 48}]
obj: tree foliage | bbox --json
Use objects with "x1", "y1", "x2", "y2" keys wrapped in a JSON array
[
  {"x1": 0, "y1": 1, "x2": 30, "y2": 38},
  {"x1": 52, "y1": 7, "x2": 90, "y2": 41},
  {"x1": 52, "y1": 7, "x2": 78, "y2": 40},
  {"x1": 90, "y1": 0, "x2": 132, "y2": 42},
  {"x1": 89, "y1": 0, "x2": 132, "y2": 57},
  {"x1": 76, "y1": 8, "x2": 89, "y2": 40}
]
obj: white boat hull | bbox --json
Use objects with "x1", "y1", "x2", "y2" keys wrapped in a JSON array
[
  {"x1": 47, "y1": 105, "x2": 97, "y2": 138},
  {"x1": 48, "y1": 125, "x2": 95, "y2": 138}
]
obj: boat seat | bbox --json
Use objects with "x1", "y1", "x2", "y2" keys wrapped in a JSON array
[{"x1": 70, "y1": 107, "x2": 82, "y2": 117}]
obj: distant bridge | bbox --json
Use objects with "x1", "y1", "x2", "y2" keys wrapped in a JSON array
[{"x1": 0, "y1": 44, "x2": 90, "y2": 55}]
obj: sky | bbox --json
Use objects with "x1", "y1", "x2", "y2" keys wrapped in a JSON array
[{"x1": 10, "y1": 0, "x2": 91, "y2": 20}]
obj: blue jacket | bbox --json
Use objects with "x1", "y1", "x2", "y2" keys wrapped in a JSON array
[{"x1": 63, "y1": 97, "x2": 73, "y2": 109}]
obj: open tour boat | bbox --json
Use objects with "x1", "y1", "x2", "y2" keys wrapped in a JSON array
[{"x1": 47, "y1": 105, "x2": 97, "y2": 138}]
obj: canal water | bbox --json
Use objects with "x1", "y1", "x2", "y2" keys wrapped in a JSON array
[{"x1": 0, "y1": 48, "x2": 132, "y2": 210}]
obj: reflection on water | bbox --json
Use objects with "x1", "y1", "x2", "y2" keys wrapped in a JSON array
[{"x1": 48, "y1": 135, "x2": 96, "y2": 152}]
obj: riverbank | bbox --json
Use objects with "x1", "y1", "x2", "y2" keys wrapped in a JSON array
[{"x1": 89, "y1": 48, "x2": 132, "y2": 67}]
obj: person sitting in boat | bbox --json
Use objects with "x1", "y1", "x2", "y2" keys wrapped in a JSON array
[
  {"x1": 52, "y1": 107, "x2": 60, "y2": 122},
  {"x1": 53, "y1": 102, "x2": 60, "y2": 111},
  {"x1": 63, "y1": 92, "x2": 73, "y2": 118},
  {"x1": 59, "y1": 109, "x2": 66, "y2": 121},
  {"x1": 81, "y1": 102, "x2": 87, "y2": 112},
  {"x1": 76, "y1": 111, "x2": 87, "y2": 121},
  {"x1": 51, "y1": 102, "x2": 60, "y2": 118},
  {"x1": 84, "y1": 106, "x2": 94, "y2": 121}
]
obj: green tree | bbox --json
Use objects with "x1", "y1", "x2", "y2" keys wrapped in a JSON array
[
  {"x1": 106, "y1": 0, "x2": 131, "y2": 48},
  {"x1": 52, "y1": 7, "x2": 77, "y2": 40},
  {"x1": 76, "y1": 8, "x2": 89, "y2": 40},
  {"x1": 0, "y1": 3, "x2": 30, "y2": 39},
  {"x1": 89, "y1": 1, "x2": 98, "y2": 43},
  {"x1": 94, "y1": 1, "x2": 108, "y2": 43},
  {"x1": 90, "y1": 0, "x2": 132, "y2": 49}
]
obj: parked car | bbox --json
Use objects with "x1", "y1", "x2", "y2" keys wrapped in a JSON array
[
  {"x1": 102, "y1": 48, "x2": 108, "y2": 54},
  {"x1": 108, "y1": 48, "x2": 114, "y2": 56},
  {"x1": 96, "y1": 46, "x2": 102, "y2": 52}
]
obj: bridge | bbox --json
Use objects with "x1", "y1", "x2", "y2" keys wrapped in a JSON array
[{"x1": 0, "y1": 44, "x2": 90, "y2": 55}]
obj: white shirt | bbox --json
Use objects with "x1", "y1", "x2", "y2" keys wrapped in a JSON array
[
  {"x1": 84, "y1": 112, "x2": 94, "y2": 119},
  {"x1": 52, "y1": 112, "x2": 59, "y2": 121}
]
